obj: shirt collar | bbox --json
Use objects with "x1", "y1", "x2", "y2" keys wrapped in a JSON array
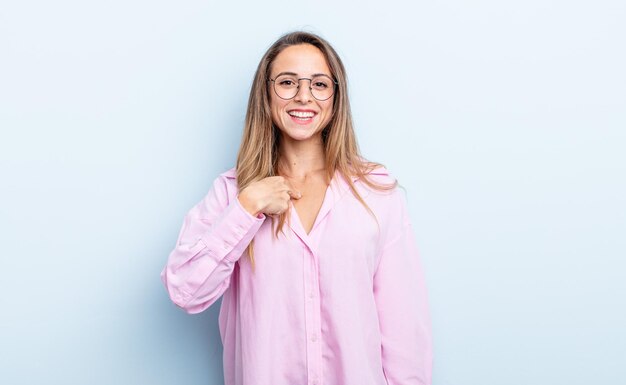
[{"x1": 220, "y1": 167, "x2": 237, "y2": 179}]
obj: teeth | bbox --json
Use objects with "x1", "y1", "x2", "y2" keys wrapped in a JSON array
[{"x1": 288, "y1": 111, "x2": 315, "y2": 118}]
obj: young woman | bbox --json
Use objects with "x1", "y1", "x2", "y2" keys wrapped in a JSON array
[{"x1": 161, "y1": 31, "x2": 433, "y2": 385}]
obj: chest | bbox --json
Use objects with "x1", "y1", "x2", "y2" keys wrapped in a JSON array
[
  {"x1": 236, "y1": 186, "x2": 383, "y2": 293},
  {"x1": 290, "y1": 179, "x2": 329, "y2": 235}
]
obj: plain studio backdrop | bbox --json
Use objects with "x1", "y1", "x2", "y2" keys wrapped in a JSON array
[{"x1": 1, "y1": 1, "x2": 624, "y2": 384}]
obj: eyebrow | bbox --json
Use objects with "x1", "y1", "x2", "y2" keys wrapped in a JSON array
[{"x1": 274, "y1": 71, "x2": 332, "y2": 78}]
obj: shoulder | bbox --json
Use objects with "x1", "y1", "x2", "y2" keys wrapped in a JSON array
[
  {"x1": 353, "y1": 162, "x2": 399, "y2": 194},
  {"x1": 214, "y1": 166, "x2": 239, "y2": 191},
  {"x1": 218, "y1": 166, "x2": 237, "y2": 180},
  {"x1": 360, "y1": 165, "x2": 411, "y2": 227},
  {"x1": 346, "y1": 164, "x2": 410, "y2": 232},
  {"x1": 364, "y1": 164, "x2": 396, "y2": 183},
  {"x1": 352, "y1": 156, "x2": 396, "y2": 182},
  {"x1": 201, "y1": 166, "x2": 238, "y2": 208}
]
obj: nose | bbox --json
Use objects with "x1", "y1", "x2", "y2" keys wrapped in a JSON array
[{"x1": 294, "y1": 79, "x2": 313, "y2": 103}]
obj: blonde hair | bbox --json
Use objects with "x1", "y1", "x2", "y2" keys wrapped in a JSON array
[{"x1": 235, "y1": 31, "x2": 397, "y2": 270}]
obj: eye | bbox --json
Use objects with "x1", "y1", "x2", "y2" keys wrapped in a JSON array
[
  {"x1": 279, "y1": 80, "x2": 294, "y2": 86},
  {"x1": 313, "y1": 81, "x2": 328, "y2": 88}
]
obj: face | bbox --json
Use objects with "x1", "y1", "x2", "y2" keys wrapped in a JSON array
[{"x1": 268, "y1": 44, "x2": 335, "y2": 144}]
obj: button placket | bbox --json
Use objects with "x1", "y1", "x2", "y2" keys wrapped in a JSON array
[
  {"x1": 302, "y1": 245, "x2": 323, "y2": 385},
  {"x1": 311, "y1": 260, "x2": 323, "y2": 385}
]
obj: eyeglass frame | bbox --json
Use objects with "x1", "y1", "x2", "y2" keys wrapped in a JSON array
[{"x1": 267, "y1": 74, "x2": 339, "y2": 101}]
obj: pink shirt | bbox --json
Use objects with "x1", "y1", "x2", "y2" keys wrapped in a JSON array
[{"x1": 161, "y1": 166, "x2": 433, "y2": 385}]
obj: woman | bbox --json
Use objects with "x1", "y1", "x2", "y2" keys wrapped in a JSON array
[{"x1": 161, "y1": 31, "x2": 433, "y2": 385}]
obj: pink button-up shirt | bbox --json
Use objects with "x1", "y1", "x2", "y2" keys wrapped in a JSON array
[{"x1": 161, "y1": 166, "x2": 433, "y2": 385}]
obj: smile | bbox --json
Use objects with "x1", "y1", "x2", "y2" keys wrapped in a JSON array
[
  {"x1": 288, "y1": 110, "x2": 316, "y2": 118},
  {"x1": 287, "y1": 110, "x2": 317, "y2": 125}
]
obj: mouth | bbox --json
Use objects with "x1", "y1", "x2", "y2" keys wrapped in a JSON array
[{"x1": 287, "y1": 110, "x2": 317, "y2": 125}]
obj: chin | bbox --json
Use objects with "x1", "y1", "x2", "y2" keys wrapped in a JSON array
[{"x1": 282, "y1": 127, "x2": 322, "y2": 142}]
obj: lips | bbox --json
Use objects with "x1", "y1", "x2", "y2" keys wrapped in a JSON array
[
  {"x1": 287, "y1": 109, "x2": 317, "y2": 125},
  {"x1": 288, "y1": 109, "x2": 317, "y2": 118}
]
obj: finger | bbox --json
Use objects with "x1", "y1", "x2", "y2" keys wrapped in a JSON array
[
  {"x1": 287, "y1": 189, "x2": 302, "y2": 199},
  {"x1": 284, "y1": 180, "x2": 302, "y2": 199}
]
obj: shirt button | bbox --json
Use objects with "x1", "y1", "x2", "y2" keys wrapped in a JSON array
[
  {"x1": 311, "y1": 334, "x2": 317, "y2": 342},
  {"x1": 309, "y1": 292, "x2": 314, "y2": 299}
]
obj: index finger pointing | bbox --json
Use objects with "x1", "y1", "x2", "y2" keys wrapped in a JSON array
[{"x1": 287, "y1": 189, "x2": 302, "y2": 199}]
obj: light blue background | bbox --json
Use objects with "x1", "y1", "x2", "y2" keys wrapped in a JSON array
[{"x1": 1, "y1": 1, "x2": 624, "y2": 384}]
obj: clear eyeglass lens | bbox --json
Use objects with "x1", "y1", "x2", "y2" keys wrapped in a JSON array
[{"x1": 274, "y1": 74, "x2": 335, "y2": 100}]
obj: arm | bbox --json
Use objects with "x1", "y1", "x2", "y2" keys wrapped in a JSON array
[
  {"x1": 373, "y1": 190, "x2": 433, "y2": 384},
  {"x1": 160, "y1": 176, "x2": 265, "y2": 314}
]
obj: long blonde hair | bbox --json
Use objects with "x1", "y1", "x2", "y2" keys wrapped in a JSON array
[{"x1": 236, "y1": 31, "x2": 397, "y2": 270}]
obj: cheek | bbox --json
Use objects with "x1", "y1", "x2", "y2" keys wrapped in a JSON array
[
  {"x1": 269, "y1": 97, "x2": 282, "y2": 122},
  {"x1": 322, "y1": 100, "x2": 334, "y2": 120},
  {"x1": 324, "y1": 96, "x2": 335, "y2": 113},
  {"x1": 270, "y1": 96, "x2": 287, "y2": 114}
]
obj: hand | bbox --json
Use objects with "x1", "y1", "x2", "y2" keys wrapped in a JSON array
[{"x1": 237, "y1": 176, "x2": 301, "y2": 217}]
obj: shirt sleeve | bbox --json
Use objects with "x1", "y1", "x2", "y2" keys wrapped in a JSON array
[
  {"x1": 373, "y1": 189, "x2": 433, "y2": 385},
  {"x1": 160, "y1": 175, "x2": 266, "y2": 314}
]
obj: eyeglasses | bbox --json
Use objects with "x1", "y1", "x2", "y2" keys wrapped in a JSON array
[{"x1": 268, "y1": 74, "x2": 338, "y2": 101}]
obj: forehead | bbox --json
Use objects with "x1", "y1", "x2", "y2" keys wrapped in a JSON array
[{"x1": 271, "y1": 44, "x2": 331, "y2": 76}]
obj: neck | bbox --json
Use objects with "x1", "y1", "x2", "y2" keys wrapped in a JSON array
[{"x1": 278, "y1": 133, "x2": 326, "y2": 178}]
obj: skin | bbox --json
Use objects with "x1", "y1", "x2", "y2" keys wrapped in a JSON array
[{"x1": 238, "y1": 44, "x2": 335, "y2": 229}]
